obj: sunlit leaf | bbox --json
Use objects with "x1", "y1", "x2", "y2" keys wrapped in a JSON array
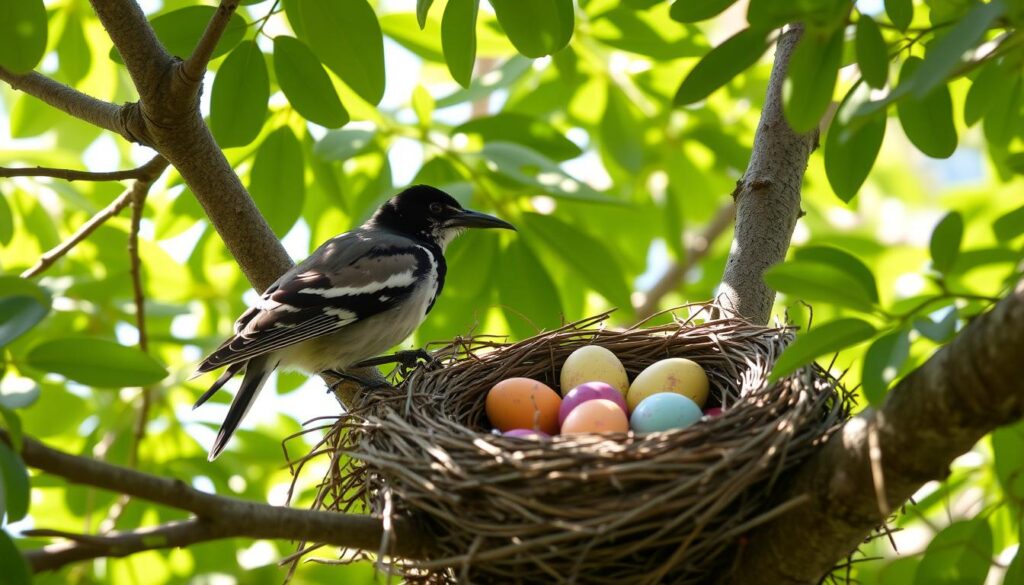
[
  {"x1": 591, "y1": 7, "x2": 707, "y2": 59},
  {"x1": 0, "y1": 441, "x2": 29, "y2": 522},
  {"x1": 0, "y1": 530, "x2": 30, "y2": 585},
  {"x1": 964, "y1": 62, "x2": 1004, "y2": 126},
  {"x1": 285, "y1": 0, "x2": 385, "y2": 104},
  {"x1": 896, "y1": 57, "x2": 958, "y2": 159},
  {"x1": 442, "y1": 0, "x2": 479, "y2": 88},
  {"x1": 601, "y1": 84, "x2": 645, "y2": 172},
  {"x1": 490, "y1": 0, "x2": 574, "y2": 58},
  {"x1": 57, "y1": 10, "x2": 91, "y2": 85},
  {"x1": 784, "y1": 26, "x2": 844, "y2": 133},
  {"x1": 26, "y1": 338, "x2": 167, "y2": 388},
  {"x1": 498, "y1": 239, "x2": 563, "y2": 339},
  {"x1": 994, "y1": 204, "x2": 1024, "y2": 241},
  {"x1": 670, "y1": 0, "x2": 737, "y2": 23},
  {"x1": 825, "y1": 86, "x2": 886, "y2": 202},
  {"x1": 381, "y1": 12, "x2": 444, "y2": 62},
  {"x1": 770, "y1": 318, "x2": 876, "y2": 381},
  {"x1": 0, "y1": 0, "x2": 47, "y2": 73},
  {"x1": 908, "y1": 0, "x2": 1005, "y2": 98},
  {"x1": 885, "y1": 0, "x2": 913, "y2": 31},
  {"x1": 454, "y1": 113, "x2": 581, "y2": 161},
  {"x1": 991, "y1": 420, "x2": 1024, "y2": 505},
  {"x1": 792, "y1": 246, "x2": 879, "y2": 303},
  {"x1": 314, "y1": 129, "x2": 376, "y2": 162},
  {"x1": 436, "y1": 56, "x2": 531, "y2": 108},
  {"x1": 249, "y1": 126, "x2": 305, "y2": 237},
  {"x1": 417, "y1": 0, "x2": 435, "y2": 28},
  {"x1": 914, "y1": 306, "x2": 959, "y2": 343},
  {"x1": 210, "y1": 41, "x2": 269, "y2": 148},
  {"x1": 111, "y1": 6, "x2": 246, "y2": 63},
  {"x1": 855, "y1": 15, "x2": 888, "y2": 89},
  {"x1": 861, "y1": 329, "x2": 910, "y2": 405},
  {"x1": 913, "y1": 519, "x2": 992, "y2": 585},
  {"x1": 983, "y1": 74, "x2": 1022, "y2": 149},
  {"x1": 478, "y1": 142, "x2": 612, "y2": 202},
  {"x1": 0, "y1": 296, "x2": 48, "y2": 349},
  {"x1": 0, "y1": 194, "x2": 12, "y2": 246},
  {"x1": 674, "y1": 28, "x2": 768, "y2": 105},
  {"x1": 273, "y1": 36, "x2": 349, "y2": 129},
  {"x1": 764, "y1": 260, "x2": 877, "y2": 312},
  {"x1": 0, "y1": 405, "x2": 23, "y2": 451},
  {"x1": 929, "y1": 211, "x2": 963, "y2": 274}
]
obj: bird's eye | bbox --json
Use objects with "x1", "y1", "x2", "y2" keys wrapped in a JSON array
[{"x1": 429, "y1": 202, "x2": 444, "y2": 214}]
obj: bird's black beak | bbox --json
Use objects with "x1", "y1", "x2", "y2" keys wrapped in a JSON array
[{"x1": 448, "y1": 209, "x2": 516, "y2": 231}]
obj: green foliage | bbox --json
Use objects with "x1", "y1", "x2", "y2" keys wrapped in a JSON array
[
  {"x1": 895, "y1": 57, "x2": 958, "y2": 159},
  {"x1": 0, "y1": 0, "x2": 48, "y2": 73},
  {"x1": 784, "y1": 26, "x2": 844, "y2": 133},
  {"x1": 674, "y1": 28, "x2": 768, "y2": 105},
  {"x1": 0, "y1": 440, "x2": 30, "y2": 522},
  {"x1": 273, "y1": 36, "x2": 349, "y2": 129},
  {"x1": 914, "y1": 519, "x2": 993, "y2": 584},
  {"x1": 111, "y1": 6, "x2": 246, "y2": 63},
  {"x1": 0, "y1": 529, "x2": 31, "y2": 585},
  {"x1": 929, "y1": 212, "x2": 964, "y2": 274},
  {"x1": 441, "y1": 0, "x2": 479, "y2": 88},
  {"x1": 489, "y1": 0, "x2": 574, "y2": 58},
  {"x1": 249, "y1": 126, "x2": 305, "y2": 236},
  {"x1": 770, "y1": 318, "x2": 876, "y2": 381},
  {"x1": 855, "y1": 15, "x2": 888, "y2": 90},
  {"x1": 210, "y1": 40, "x2": 269, "y2": 148},
  {"x1": 25, "y1": 338, "x2": 167, "y2": 387}
]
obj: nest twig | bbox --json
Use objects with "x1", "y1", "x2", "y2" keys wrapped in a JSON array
[{"x1": 286, "y1": 305, "x2": 854, "y2": 584}]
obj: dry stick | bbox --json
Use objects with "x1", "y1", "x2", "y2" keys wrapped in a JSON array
[
  {"x1": 19, "y1": 156, "x2": 168, "y2": 279},
  {"x1": 635, "y1": 202, "x2": 736, "y2": 319},
  {"x1": 1, "y1": 430, "x2": 426, "y2": 572}
]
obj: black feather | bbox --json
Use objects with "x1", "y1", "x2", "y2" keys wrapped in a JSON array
[{"x1": 208, "y1": 355, "x2": 275, "y2": 461}]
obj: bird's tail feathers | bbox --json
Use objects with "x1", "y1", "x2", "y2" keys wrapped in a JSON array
[
  {"x1": 192, "y1": 361, "x2": 244, "y2": 410},
  {"x1": 207, "y1": 356, "x2": 276, "y2": 461}
]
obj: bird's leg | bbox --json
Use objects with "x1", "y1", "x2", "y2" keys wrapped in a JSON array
[
  {"x1": 352, "y1": 348, "x2": 435, "y2": 370},
  {"x1": 323, "y1": 369, "x2": 392, "y2": 391}
]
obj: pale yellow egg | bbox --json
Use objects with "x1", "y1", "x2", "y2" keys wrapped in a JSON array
[
  {"x1": 626, "y1": 358, "x2": 709, "y2": 411},
  {"x1": 559, "y1": 345, "x2": 629, "y2": 396}
]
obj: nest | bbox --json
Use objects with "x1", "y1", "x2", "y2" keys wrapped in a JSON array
[{"x1": 294, "y1": 307, "x2": 853, "y2": 584}]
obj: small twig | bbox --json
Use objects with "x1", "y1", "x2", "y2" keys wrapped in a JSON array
[
  {"x1": 254, "y1": 0, "x2": 282, "y2": 37},
  {"x1": 0, "y1": 165, "x2": 155, "y2": 182},
  {"x1": 635, "y1": 202, "x2": 735, "y2": 319},
  {"x1": 182, "y1": 0, "x2": 242, "y2": 83},
  {"x1": 20, "y1": 156, "x2": 168, "y2": 279}
]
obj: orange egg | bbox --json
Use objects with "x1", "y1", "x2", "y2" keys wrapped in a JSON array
[
  {"x1": 486, "y1": 378, "x2": 561, "y2": 435},
  {"x1": 560, "y1": 399, "x2": 629, "y2": 435}
]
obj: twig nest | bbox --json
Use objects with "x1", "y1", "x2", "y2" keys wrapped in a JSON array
[{"x1": 315, "y1": 307, "x2": 852, "y2": 584}]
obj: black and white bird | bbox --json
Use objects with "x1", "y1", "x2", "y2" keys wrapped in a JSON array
[{"x1": 191, "y1": 185, "x2": 515, "y2": 460}]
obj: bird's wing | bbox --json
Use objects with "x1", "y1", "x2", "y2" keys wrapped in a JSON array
[{"x1": 193, "y1": 230, "x2": 436, "y2": 375}]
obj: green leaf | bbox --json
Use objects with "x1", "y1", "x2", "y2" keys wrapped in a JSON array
[
  {"x1": 0, "y1": 441, "x2": 29, "y2": 522},
  {"x1": 521, "y1": 213, "x2": 633, "y2": 312},
  {"x1": 454, "y1": 113, "x2": 581, "y2": 161},
  {"x1": 825, "y1": 93, "x2": 886, "y2": 202},
  {"x1": 913, "y1": 519, "x2": 992, "y2": 585},
  {"x1": 0, "y1": 278, "x2": 50, "y2": 307},
  {"x1": 747, "y1": 0, "x2": 846, "y2": 29},
  {"x1": 286, "y1": 0, "x2": 386, "y2": 104},
  {"x1": 57, "y1": 11, "x2": 91, "y2": 85},
  {"x1": 412, "y1": 85, "x2": 435, "y2": 127},
  {"x1": 964, "y1": 62, "x2": 1004, "y2": 126},
  {"x1": 417, "y1": 0, "x2": 435, "y2": 29},
  {"x1": 436, "y1": 56, "x2": 531, "y2": 108},
  {"x1": 498, "y1": 239, "x2": 563, "y2": 339},
  {"x1": 0, "y1": 0, "x2": 47, "y2": 73},
  {"x1": 929, "y1": 211, "x2": 963, "y2": 274},
  {"x1": 0, "y1": 405, "x2": 23, "y2": 451},
  {"x1": 784, "y1": 27, "x2": 844, "y2": 133},
  {"x1": 210, "y1": 41, "x2": 269, "y2": 148},
  {"x1": 861, "y1": 329, "x2": 910, "y2": 406},
  {"x1": 249, "y1": 127, "x2": 305, "y2": 237},
  {"x1": 770, "y1": 318, "x2": 876, "y2": 381},
  {"x1": 991, "y1": 420, "x2": 1024, "y2": 505},
  {"x1": 0, "y1": 530, "x2": 31, "y2": 585},
  {"x1": 478, "y1": 142, "x2": 613, "y2": 203},
  {"x1": 983, "y1": 74, "x2": 1022, "y2": 149},
  {"x1": 855, "y1": 15, "x2": 889, "y2": 90},
  {"x1": 442, "y1": 0, "x2": 479, "y2": 88},
  {"x1": 913, "y1": 306, "x2": 958, "y2": 342},
  {"x1": 26, "y1": 338, "x2": 167, "y2": 388},
  {"x1": 0, "y1": 296, "x2": 48, "y2": 349},
  {"x1": 994, "y1": 204, "x2": 1024, "y2": 241},
  {"x1": 273, "y1": 36, "x2": 349, "y2": 129},
  {"x1": 896, "y1": 57, "x2": 958, "y2": 158},
  {"x1": 111, "y1": 6, "x2": 246, "y2": 63},
  {"x1": 0, "y1": 194, "x2": 12, "y2": 246},
  {"x1": 885, "y1": 0, "x2": 913, "y2": 31},
  {"x1": 674, "y1": 28, "x2": 768, "y2": 105},
  {"x1": 380, "y1": 13, "x2": 444, "y2": 62},
  {"x1": 314, "y1": 129, "x2": 376, "y2": 161},
  {"x1": 793, "y1": 246, "x2": 879, "y2": 303},
  {"x1": 1007, "y1": 547, "x2": 1024, "y2": 585},
  {"x1": 764, "y1": 260, "x2": 878, "y2": 313},
  {"x1": 590, "y1": 8, "x2": 708, "y2": 59},
  {"x1": 670, "y1": 0, "x2": 737, "y2": 23},
  {"x1": 601, "y1": 84, "x2": 645, "y2": 172},
  {"x1": 489, "y1": 0, "x2": 574, "y2": 58},
  {"x1": 909, "y1": 0, "x2": 1005, "y2": 99}
]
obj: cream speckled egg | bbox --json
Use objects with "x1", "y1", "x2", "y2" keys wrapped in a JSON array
[
  {"x1": 626, "y1": 358, "x2": 709, "y2": 411},
  {"x1": 559, "y1": 345, "x2": 629, "y2": 396}
]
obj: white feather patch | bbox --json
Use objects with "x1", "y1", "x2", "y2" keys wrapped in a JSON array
[{"x1": 300, "y1": 269, "x2": 417, "y2": 297}]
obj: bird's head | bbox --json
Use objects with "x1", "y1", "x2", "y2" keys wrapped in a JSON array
[{"x1": 369, "y1": 185, "x2": 515, "y2": 249}]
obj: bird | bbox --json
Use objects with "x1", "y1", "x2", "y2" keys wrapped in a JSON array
[{"x1": 191, "y1": 185, "x2": 515, "y2": 460}]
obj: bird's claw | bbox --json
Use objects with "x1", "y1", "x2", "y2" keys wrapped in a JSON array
[
  {"x1": 351, "y1": 348, "x2": 436, "y2": 370},
  {"x1": 323, "y1": 369, "x2": 393, "y2": 392}
]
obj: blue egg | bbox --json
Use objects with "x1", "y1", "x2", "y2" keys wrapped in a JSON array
[{"x1": 629, "y1": 393, "x2": 703, "y2": 433}]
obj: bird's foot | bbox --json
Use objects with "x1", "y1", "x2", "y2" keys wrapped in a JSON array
[
  {"x1": 323, "y1": 369, "x2": 392, "y2": 392},
  {"x1": 352, "y1": 348, "x2": 436, "y2": 370}
]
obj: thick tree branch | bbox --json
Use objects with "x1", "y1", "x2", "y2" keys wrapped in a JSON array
[
  {"x1": 20, "y1": 156, "x2": 168, "y2": 278},
  {"x1": 732, "y1": 281, "x2": 1024, "y2": 583},
  {"x1": 0, "y1": 68, "x2": 148, "y2": 144},
  {"x1": 182, "y1": 0, "x2": 241, "y2": 86},
  {"x1": 635, "y1": 202, "x2": 735, "y2": 319},
  {"x1": 3, "y1": 431, "x2": 426, "y2": 572},
  {"x1": 717, "y1": 26, "x2": 819, "y2": 325},
  {"x1": 87, "y1": 0, "x2": 172, "y2": 105}
]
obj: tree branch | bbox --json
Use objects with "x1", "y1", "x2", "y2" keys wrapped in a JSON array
[
  {"x1": 717, "y1": 25, "x2": 819, "y2": 325},
  {"x1": 732, "y1": 281, "x2": 1024, "y2": 583},
  {"x1": 0, "y1": 68, "x2": 149, "y2": 145},
  {"x1": 3, "y1": 430, "x2": 426, "y2": 572},
  {"x1": 20, "y1": 156, "x2": 168, "y2": 278},
  {"x1": 181, "y1": 0, "x2": 241, "y2": 85},
  {"x1": 635, "y1": 202, "x2": 735, "y2": 319},
  {"x1": 87, "y1": 0, "x2": 172, "y2": 105},
  {"x1": 0, "y1": 164, "x2": 158, "y2": 183}
]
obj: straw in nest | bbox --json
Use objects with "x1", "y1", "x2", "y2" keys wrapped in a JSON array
[{"x1": 289, "y1": 306, "x2": 853, "y2": 584}]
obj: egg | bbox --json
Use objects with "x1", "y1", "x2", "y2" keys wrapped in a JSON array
[
  {"x1": 503, "y1": 429, "x2": 550, "y2": 440},
  {"x1": 560, "y1": 399, "x2": 629, "y2": 434},
  {"x1": 558, "y1": 382, "x2": 627, "y2": 426},
  {"x1": 560, "y1": 345, "x2": 629, "y2": 396},
  {"x1": 630, "y1": 393, "x2": 703, "y2": 433},
  {"x1": 703, "y1": 407, "x2": 724, "y2": 418},
  {"x1": 626, "y1": 358, "x2": 709, "y2": 411},
  {"x1": 486, "y1": 378, "x2": 561, "y2": 434}
]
